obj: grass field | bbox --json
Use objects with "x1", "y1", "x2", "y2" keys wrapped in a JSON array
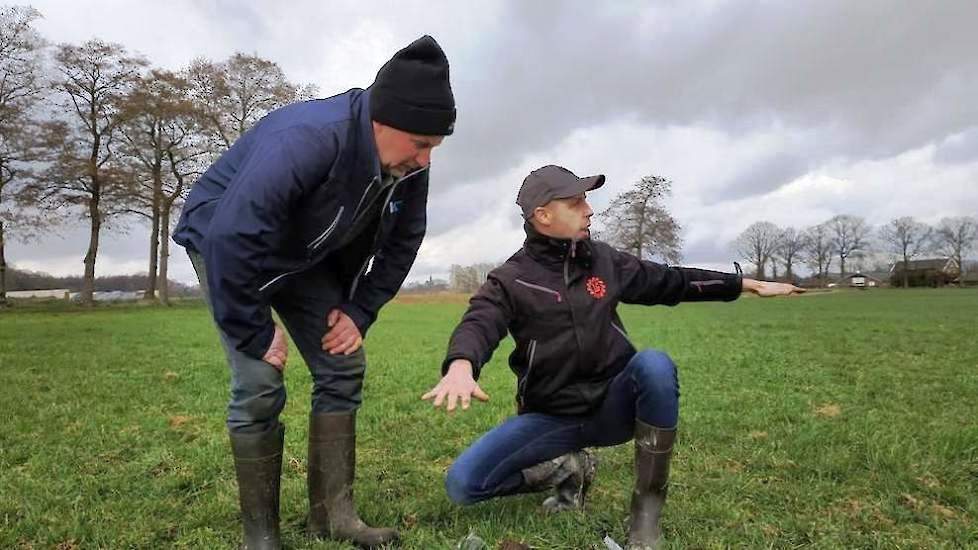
[{"x1": 2, "y1": 288, "x2": 977, "y2": 549}]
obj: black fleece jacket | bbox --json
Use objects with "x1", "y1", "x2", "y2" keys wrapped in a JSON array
[{"x1": 442, "y1": 224, "x2": 743, "y2": 416}]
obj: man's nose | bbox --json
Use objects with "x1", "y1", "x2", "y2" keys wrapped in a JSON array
[{"x1": 417, "y1": 148, "x2": 432, "y2": 167}]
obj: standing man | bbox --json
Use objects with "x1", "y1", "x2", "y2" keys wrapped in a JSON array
[
  {"x1": 422, "y1": 165, "x2": 804, "y2": 549},
  {"x1": 173, "y1": 36, "x2": 455, "y2": 549}
]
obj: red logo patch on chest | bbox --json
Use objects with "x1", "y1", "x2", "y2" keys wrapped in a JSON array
[{"x1": 586, "y1": 276, "x2": 607, "y2": 299}]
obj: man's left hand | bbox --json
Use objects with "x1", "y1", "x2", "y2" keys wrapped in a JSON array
[
  {"x1": 742, "y1": 278, "x2": 807, "y2": 297},
  {"x1": 321, "y1": 309, "x2": 363, "y2": 355}
]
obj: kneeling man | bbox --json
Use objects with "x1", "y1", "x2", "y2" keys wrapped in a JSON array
[{"x1": 423, "y1": 165, "x2": 803, "y2": 549}]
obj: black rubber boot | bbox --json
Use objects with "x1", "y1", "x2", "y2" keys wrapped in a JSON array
[
  {"x1": 626, "y1": 420, "x2": 676, "y2": 550},
  {"x1": 306, "y1": 412, "x2": 399, "y2": 548},
  {"x1": 521, "y1": 449, "x2": 597, "y2": 512},
  {"x1": 229, "y1": 424, "x2": 285, "y2": 550}
]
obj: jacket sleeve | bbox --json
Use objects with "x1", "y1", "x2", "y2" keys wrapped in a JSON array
[
  {"x1": 338, "y1": 171, "x2": 428, "y2": 334},
  {"x1": 612, "y1": 246, "x2": 743, "y2": 306},
  {"x1": 203, "y1": 129, "x2": 336, "y2": 359},
  {"x1": 440, "y1": 275, "x2": 514, "y2": 380}
]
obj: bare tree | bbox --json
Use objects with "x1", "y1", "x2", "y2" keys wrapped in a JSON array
[
  {"x1": 828, "y1": 214, "x2": 869, "y2": 276},
  {"x1": 118, "y1": 69, "x2": 200, "y2": 301},
  {"x1": 802, "y1": 223, "x2": 834, "y2": 286},
  {"x1": 188, "y1": 53, "x2": 316, "y2": 152},
  {"x1": 879, "y1": 216, "x2": 932, "y2": 288},
  {"x1": 734, "y1": 221, "x2": 780, "y2": 279},
  {"x1": 157, "y1": 89, "x2": 209, "y2": 305},
  {"x1": 935, "y1": 216, "x2": 978, "y2": 287},
  {"x1": 0, "y1": 6, "x2": 46, "y2": 305},
  {"x1": 32, "y1": 39, "x2": 147, "y2": 305},
  {"x1": 598, "y1": 175, "x2": 683, "y2": 264},
  {"x1": 449, "y1": 262, "x2": 497, "y2": 293},
  {"x1": 774, "y1": 226, "x2": 805, "y2": 282}
]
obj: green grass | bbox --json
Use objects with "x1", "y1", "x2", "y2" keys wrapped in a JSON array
[{"x1": 2, "y1": 289, "x2": 977, "y2": 549}]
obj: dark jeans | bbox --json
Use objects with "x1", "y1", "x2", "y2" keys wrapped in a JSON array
[
  {"x1": 445, "y1": 349, "x2": 679, "y2": 505},
  {"x1": 189, "y1": 251, "x2": 367, "y2": 434}
]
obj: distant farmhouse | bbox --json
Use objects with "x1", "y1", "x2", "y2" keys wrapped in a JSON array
[
  {"x1": 890, "y1": 258, "x2": 958, "y2": 287},
  {"x1": 821, "y1": 257, "x2": 975, "y2": 289},
  {"x1": 951, "y1": 261, "x2": 978, "y2": 286},
  {"x1": 834, "y1": 273, "x2": 885, "y2": 289}
]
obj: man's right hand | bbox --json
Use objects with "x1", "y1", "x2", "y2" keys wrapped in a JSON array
[
  {"x1": 421, "y1": 359, "x2": 490, "y2": 412},
  {"x1": 262, "y1": 324, "x2": 289, "y2": 371}
]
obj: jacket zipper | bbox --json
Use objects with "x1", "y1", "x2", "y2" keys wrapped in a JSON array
[
  {"x1": 518, "y1": 339, "x2": 538, "y2": 408},
  {"x1": 350, "y1": 176, "x2": 379, "y2": 221},
  {"x1": 611, "y1": 321, "x2": 634, "y2": 346},
  {"x1": 347, "y1": 179, "x2": 402, "y2": 300},
  {"x1": 259, "y1": 269, "x2": 301, "y2": 292},
  {"x1": 348, "y1": 255, "x2": 371, "y2": 300},
  {"x1": 514, "y1": 279, "x2": 562, "y2": 302},
  {"x1": 307, "y1": 206, "x2": 346, "y2": 250},
  {"x1": 351, "y1": 164, "x2": 425, "y2": 222},
  {"x1": 690, "y1": 279, "x2": 724, "y2": 293},
  {"x1": 397, "y1": 165, "x2": 428, "y2": 183},
  {"x1": 262, "y1": 205, "x2": 346, "y2": 291},
  {"x1": 563, "y1": 250, "x2": 585, "y2": 353}
]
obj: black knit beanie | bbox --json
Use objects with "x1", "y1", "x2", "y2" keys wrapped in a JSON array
[{"x1": 370, "y1": 35, "x2": 456, "y2": 136}]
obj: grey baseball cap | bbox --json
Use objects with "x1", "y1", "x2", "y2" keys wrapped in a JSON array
[{"x1": 516, "y1": 165, "x2": 605, "y2": 219}]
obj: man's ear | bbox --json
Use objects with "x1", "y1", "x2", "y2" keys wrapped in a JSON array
[{"x1": 532, "y1": 207, "x2": 550, "y2": 226}]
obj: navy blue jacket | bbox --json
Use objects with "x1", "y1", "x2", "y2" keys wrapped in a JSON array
[{"x1": 173, "y1": 89, "x2": 429, "y2": 359}]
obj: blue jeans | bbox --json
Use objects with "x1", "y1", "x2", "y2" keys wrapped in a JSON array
[
  {"x1": 190, "y1": 251, "x2": 367, "y2": 434},
  {"x1": 445, "y1": 349, "x2": 679, "y2": 505}
]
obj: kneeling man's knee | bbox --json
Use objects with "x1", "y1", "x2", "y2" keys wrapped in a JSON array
[
  {"x1": 633, "y1": 349, "x2": 679, "y2": 398},
  {"x1": 445, "y1": 463, "x2": 480, "y2": 506}
]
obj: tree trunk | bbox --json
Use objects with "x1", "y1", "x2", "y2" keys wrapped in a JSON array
[
  {"x1": 785, "y1": 261, "x2": 794, "y2": 282},
  {"x1": 902, "y1": 252, "x2": 910, "y2": 289},
  {"x1": 954, "y1": 251, "x2": 964, "y2": 288},
  {"x1": 82, "y1": 192, "x2": 101, "y2": 305},
  {"x1": 634, "y1": 198, "x2": 647, "y2": 260},
  {"x1": 839, "y1": 254, "x2": 846, "y2": 277},
  {"x1": 83, "y1": 114, "x2": 102, "y2": 306},
  {"x1": 158, "y1": 205, "x2": 171, "y2": 305},
  {"x1": 145, "y1": 210, "x2": 160, "y2": 300},
  {"x1": 0, "y1": 220, "x2": 7, "y2": 306},
  {"x1": 145, "y1": 172, "x2": 162, "y2": 301}
]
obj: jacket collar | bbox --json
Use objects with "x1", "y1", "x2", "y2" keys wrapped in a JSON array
[
  {"x1": 523, "y1": 222, "x2": 593, "y2": 269},
  {"x1": 352, "y1": 88, "x2": 382, "y2": 182}
]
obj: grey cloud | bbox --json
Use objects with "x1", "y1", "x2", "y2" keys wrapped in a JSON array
[
  {"x1": 425, "y1": 165, "x2": 527, "y2": 235},
  {"x1": 432, "y1": 1, "x2": 978, "y2": 198},
  {"x1": 681, "y1": 237, "x2": 742, "y2": 268},
  {"x1": 718, "y1": 154, "x2": 810, "y2": 201},
  {"x1": 934, "y1": 126, "x2": 978, "y2": 164}
]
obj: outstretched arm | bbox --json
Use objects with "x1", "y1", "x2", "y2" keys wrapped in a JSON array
[
  {"x1": 422, "y1": 276, "x2": 514, "y2": 413},
  {"x1": 612, "y1": 244, "x2": 805, "y2": 304}
]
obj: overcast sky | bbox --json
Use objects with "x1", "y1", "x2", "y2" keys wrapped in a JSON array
[{"x1": 9, "y1": 0, "x2": 978, "y2": 285}]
